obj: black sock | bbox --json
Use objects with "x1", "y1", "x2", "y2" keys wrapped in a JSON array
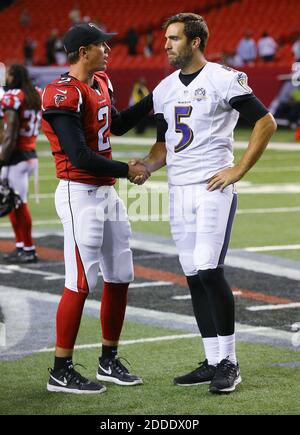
[
  {"x1": 101, "y1": 345, "x2": 118, "y2": 361},
  {"x1": 198, "y1": 267, "x2": 235, "y2": 336},
  {"x1": 186, "y1": 274, "x2": 217, "y2": 337},
  {"x1": 54, "y1": 356, "x2": 73, "y2": 371}
]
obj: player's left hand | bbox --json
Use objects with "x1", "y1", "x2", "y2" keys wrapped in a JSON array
[{"x1": 207, "y1": 166, "x2": 243, "y2": 192}]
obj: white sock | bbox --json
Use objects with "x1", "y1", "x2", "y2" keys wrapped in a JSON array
[
  {"x1": 202, "y1": 337, "x2": 219, "y2": 366},
  {"x1": 23, "y1": 246, "x2": 35, "y2": 252},
  {"x1": 16, "y1": 242, "x2": 24, "y2": 249},
  {"x1": 218, "y1": 333, "x2": 237, "y2": 365}
]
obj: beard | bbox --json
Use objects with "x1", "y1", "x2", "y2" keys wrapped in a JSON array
[{"x1": 168, "y1": 45, "x2": 193, "y2": 69}]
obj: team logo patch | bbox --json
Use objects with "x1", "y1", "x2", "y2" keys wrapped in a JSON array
[
  {"x1": 54, "y1": 94, "x2": 67, "y2": 107},
  {"x1": 222, "y1": 65, "x2": 238, "y2": 73},
  {"x1": 194, "y1": 88, "x2": 207, "y2": 100},
  {"x1": 237, "y1": 73, "x2": 252, "y2": 93}
]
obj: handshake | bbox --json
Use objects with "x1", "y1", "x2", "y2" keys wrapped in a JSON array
[{"x1": 127, "y1": 159, "x2": 151, "y2": 185}]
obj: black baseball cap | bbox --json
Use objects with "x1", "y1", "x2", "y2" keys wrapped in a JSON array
[{"x1": 63, "y1": 23, "x2": 117, "y2": 53}]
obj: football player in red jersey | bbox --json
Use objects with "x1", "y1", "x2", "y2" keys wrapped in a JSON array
[
  {"x1": 0, "y1": 64, "x2": 41, "y2": 263},
  {"x1": 42, "y1": 23, "x2": 152, "y2": 394}
]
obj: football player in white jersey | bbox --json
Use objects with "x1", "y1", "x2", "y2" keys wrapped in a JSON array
[{"x1": 130, "y1": 13, "x2": 277, "y2": 394}]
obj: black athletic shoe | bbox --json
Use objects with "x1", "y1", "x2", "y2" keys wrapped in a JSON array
[
  {"x1": 97, "y1": 357, "x2": 143, "y2": 386},
  {"x1": 3, "y1": 248, "x2": 24, "y2": 263},
  {"x1": 209, "y1": 358, "x2": 242, "y2": 394},
  {"x1": 47, "y1": 364, "x2": 106, "y2": 394},
  {"x1": 173, "y1": 359, "x2": 216, "y2": 386},
  {"x1": 20, "y1": 250, "x2": 38, "y2": 263}
]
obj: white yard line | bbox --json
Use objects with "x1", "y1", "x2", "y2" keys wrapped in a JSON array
[
  {"x1": 172, "y1": 290, "x2": 242, "y2": 300},
  {"x1": 25, "y1": 179, "x2": 300, "y2": 197},
  {"x1": 237, "y1": 207, "x2": 300, "y2": 214},
  {"x1": 145, "y1": 181, "x2": 300, "y2": 194},
  {"x1": 3, "y1": 264, "x2": 65, "y2": 281},
  {"x1": 38, "y1": 135, "x2": 300, "y2": 150},
  {"x1": 251, "y1": 166, "x2": 300, "y2": 172},
  {"x1": 245, "y1": 244, "x2": 300, "y2": 252},
  {"x1": 225, "y1": 255, "x2": 300, "y2": 281},
  {"x1": 247, "y1": 303, "x2": 300, "y2": 312},
  {"x1": 129, "y1": 281, "x2": 172, "y2": 288},
  {"x1": 37, "y1": 333, "x2": 200, "y2": 353}
]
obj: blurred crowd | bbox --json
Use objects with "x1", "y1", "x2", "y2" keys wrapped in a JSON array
[{"x1": 20, "y1": 4, "x2": 155, "y2": 66}]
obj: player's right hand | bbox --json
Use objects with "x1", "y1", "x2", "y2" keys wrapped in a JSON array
[{"x1": 127, "y1": 160, "x2": 151, "y2": 185}]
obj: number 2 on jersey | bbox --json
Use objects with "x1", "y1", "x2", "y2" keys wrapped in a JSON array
[
  {"x1": 97, "y1": 106, "x2": 111, "y2": 151},
  {"x1": 174, "y1": 106, "x2": 193, "y2": 153}
]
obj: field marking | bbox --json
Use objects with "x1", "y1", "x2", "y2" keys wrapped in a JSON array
[
  {"x1": 0, "y1": 323, "x2": 6, "y2": 346},
  {"x1": 251, "y1": 166, "x2": 300, "y2": 173},
  {"x1": 130, "y1": 239, "x2": 300, "y2": 281},
  {"x1": 247, "y1": 303, "x2": 300, "y2": 312},
  {"x1": 173, "y1": 291, "x2": 242, "y2": 300},
  {"x1": 237, "y1": 207, "x2": 300, "y2": 214},
  {"x1": 136, "y1": 181, "x2": 300, "y2": 195},
  {"x1": 0, "y1": 286, "x2": 296, "y2": 353},
  {"x1": 245, "y1": 244, "x2": 300, "y2": 252},
  {"x1": 37, "y1": 135, "x2": 300, "y2": 151},
  {"x1": 37, "y1": 333, "x2": 200, "y2": 353},
  {"x1": 129, "y1": 281, "x2": 172, "y2": 288},
  {"x1": 0, "y1": 264, "x2": 172, "y2": 288},
  {"x1": 3, "y1": 264, "x2": 65, "y2": 281}
]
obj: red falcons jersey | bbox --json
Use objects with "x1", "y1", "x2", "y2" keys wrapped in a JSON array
[
  {"x1": 42, "y1": 72, "x2": 115, "y2": 186},
  {"x1": 0, "y1": 88, "x2": 42, "y2": 152}
]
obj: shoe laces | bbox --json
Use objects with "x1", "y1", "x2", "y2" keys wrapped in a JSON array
[
  {"x1": 49, "y1": 363, "x2": 89, "y2": 384},
  {"x1": 68, "y1": 363, "x2": 89, "y2": 383},
  {"x1": 111, "y1": 357, "x2": 130, "y2": 374},
  {"x1": 216, "y1": 358, "x2": 236, "y2": 376}
]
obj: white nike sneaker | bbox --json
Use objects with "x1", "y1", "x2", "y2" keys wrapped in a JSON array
[
  {"x1": 47, "y1": 363, "x2": 106, "y2": 394},
  {"x1": 96, "y1": 357, "x2": 143, "y2": 386}
]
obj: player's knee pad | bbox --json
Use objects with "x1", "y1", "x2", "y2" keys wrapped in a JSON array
[
  {"x1": 103, "y1": 248, "x2": 134, "y2": 283},
  {"x1": 193, "y1": 242, "x2": 221, "y2": 270},
  {"x1": 178, "y1": 251, "x2": 197, "y2": 276},
  {"x1": 76, "y1": 206, "x2": 104, "y2": 248}
]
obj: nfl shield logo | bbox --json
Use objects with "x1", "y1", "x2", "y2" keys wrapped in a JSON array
[{"x1": 194, "y1": 88, "x2": 207, "y2": 100}]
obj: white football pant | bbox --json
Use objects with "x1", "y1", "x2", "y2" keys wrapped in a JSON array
[
  {"x1": 169, "y1": 184, "x2": 237, "y2": 276},
  {"x1": 1, "y1": 158, "x2": 38, "y2": 202},
  {"x1": 55, "y1": 180, "x2": 134, "y2": 293}
]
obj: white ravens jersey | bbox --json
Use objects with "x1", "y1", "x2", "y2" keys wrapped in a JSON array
[{"x1": 153, "y1": 62, "x2": 252, "y2": 185}]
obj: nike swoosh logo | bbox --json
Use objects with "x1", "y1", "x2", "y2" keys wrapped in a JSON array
[
  {"x1": 50, "y1": 374, "x2": 68, "y2": 386},
  {"x1": 56, "y1": 89, "x2": 67, "y2": 94},
  {"x1": 99, "y1": 364, "x2": 112, "y2": 375}
]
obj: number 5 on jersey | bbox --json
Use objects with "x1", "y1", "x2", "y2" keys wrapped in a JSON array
[{"x1": 174, "y1": 106, "x2": 193, "y2": 153}]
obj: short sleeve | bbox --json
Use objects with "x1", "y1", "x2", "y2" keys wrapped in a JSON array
[
  {"x1": 42, "y1": 83, "x2": 83, "y2": 115},
  {"x1": 1, "y1": 89, "x2": 24, "y2": 111},
  {"x1": 225, "y1": 72, "x2": 253, "y2": 103},
  {"x1": 153, "y1": 84, "x2": 164, "y2": 114}
]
